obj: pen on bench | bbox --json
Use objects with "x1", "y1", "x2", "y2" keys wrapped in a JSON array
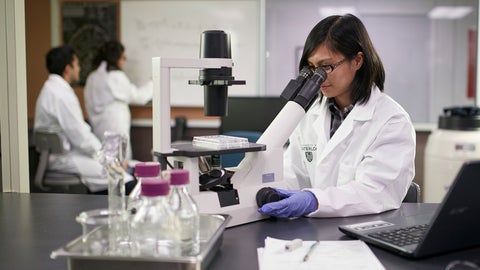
[{"x1": 302, "y1": 241, "x2": 319, "y2": 262}]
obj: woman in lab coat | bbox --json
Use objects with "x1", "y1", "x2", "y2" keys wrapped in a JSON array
[
  {"x1": 35, "y1": 45, "x2": 134, "y2": 193},
  {"x1": 84, "y1": 40, "x2": 153, "y2": 161},
  {"x1": 258, "y1": 14, "x2": 416, "y2": 218}
]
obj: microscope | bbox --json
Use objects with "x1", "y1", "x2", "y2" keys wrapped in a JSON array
[{"x1": 152, "y1": 30, "x2": 326, "y2": 227}]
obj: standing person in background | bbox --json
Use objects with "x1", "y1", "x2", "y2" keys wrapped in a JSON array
[
  {"x1": 258, "y1": 14, "x2": 416, "y2": 218},
  {"x1": 84, "y1": 40, "x2": 153, "y2": 161},
  {"x1": 34, "y1": 45, "x2": 135, "y2": 193}
]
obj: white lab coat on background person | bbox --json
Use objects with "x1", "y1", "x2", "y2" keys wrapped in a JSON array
[
  {"x1": 84, "y1": 61, "x2": 153, "y2": 160},
  {"x1": 283, "y1": 87, "x2": 416, "y2": 217},
  {"x1": 34, "y1": 74, "x2": 108, "y2": 192}
]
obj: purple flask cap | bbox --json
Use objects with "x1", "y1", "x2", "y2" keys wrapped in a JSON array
[{"x1": 135, "y1": 162, "x2": 161, "y2": 178}]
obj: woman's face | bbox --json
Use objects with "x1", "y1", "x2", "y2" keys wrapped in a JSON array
[
  {"x1": 117, "y1": 51, "x2": 126, "y2": 70},
  {"x1": 307, "y1": 44, "x2": 363, "y2": 109}
]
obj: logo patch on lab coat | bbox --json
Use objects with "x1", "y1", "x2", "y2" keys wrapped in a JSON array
[
  {"x1": 301, "y1": 144, "x2": 316, "y2": 163},
  {"x1": 305, "y1": 151, "x2": 314, "y2": 162}
]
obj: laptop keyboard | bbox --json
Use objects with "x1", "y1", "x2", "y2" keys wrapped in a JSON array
[{"x1": 368, "y1": 224, "x2": 429, "y2": 247}]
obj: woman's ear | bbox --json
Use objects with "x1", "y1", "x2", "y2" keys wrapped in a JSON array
[{"x1": 353, "y1": 52, "x2": 364, "y2": 71}]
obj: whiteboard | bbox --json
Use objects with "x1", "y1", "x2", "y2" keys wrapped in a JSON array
[{"x1": 121, "y1": 0, "x2": 260, "y2": 106}]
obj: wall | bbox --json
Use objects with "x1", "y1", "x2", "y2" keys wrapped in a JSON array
[
  {"x1": 27, "y1": 0, "x2": 479, "y2": 125},
  {"x1": 265, "y1": 0, "x2": 478, "y2": 123},
  {"x1": 121, "y1": 0, "x2": 261, "y2": 107},
  {"x1": 1, "y1": 0, "x2": 30, "y2": 193},
  {"x1": 429, "y1": 17, "x2": 477, "y2": 121},
  {"x1": 26, "y1": 0, "x2": 52, "y2": 127}
]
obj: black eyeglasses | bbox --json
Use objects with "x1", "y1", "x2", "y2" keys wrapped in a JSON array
[{"x1": 310, "y1": 58, "x2": 347, "y2": 74}]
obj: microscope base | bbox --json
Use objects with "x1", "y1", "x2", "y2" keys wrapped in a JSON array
[{"x1": 193, "y1": 183, "x2": 285, "y2": 227}]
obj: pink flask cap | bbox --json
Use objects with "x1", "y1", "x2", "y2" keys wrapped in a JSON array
[
  {"x1": 168, "y1": 169, "x2": 190, "y2": 185},
  {"x1": 135, "y1": 162, "x2": 161, "y2": 178},
  {"x1": 141, "y1": 178, "x2": 169, "y2": 197}
]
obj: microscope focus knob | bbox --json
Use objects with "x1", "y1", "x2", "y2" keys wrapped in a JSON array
[{"x1": 256, "y1": 187, "x2": 282, "y2": 208}]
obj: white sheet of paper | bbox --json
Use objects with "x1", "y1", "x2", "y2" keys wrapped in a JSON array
[{"x1": 258, "y1": 237, "x2": 385, "y2": 270}]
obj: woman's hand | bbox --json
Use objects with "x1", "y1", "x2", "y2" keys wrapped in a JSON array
[{"x1": 258, "y1": 188, "x2": 318, "y2": 218}]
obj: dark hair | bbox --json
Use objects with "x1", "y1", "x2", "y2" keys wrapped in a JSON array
[
  {"x1": 299, "y1": 14, "x2": 385, "y2": 104},
  {"x1": 46, "y1": 45, "x2": 76, "y2": 76},
  {"x1": 92, "y1": 40, "x2": 125, "y2": 71}
]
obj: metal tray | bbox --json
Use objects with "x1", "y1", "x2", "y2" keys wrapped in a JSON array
[{"x1": 51, "y1": 214, "x2": 230, "y2": 270}]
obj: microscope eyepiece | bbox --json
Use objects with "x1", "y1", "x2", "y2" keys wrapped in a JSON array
[{"x1": 280, "y1": 66, "x2": 314, "y2": 101}]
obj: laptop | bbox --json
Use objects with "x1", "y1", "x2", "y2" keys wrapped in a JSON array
[{"x1": 338, "y1": 160, "x2": 480, "y2": 258}]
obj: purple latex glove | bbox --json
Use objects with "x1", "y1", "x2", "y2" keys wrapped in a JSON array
[{"x1": 258, "y1": 188, "x2": 318, "y2": 218}]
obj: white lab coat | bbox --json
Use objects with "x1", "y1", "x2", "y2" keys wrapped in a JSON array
[
  {"x1": 284, "y1": 87, "x2": 416, "y2": 217},
  {"x1": 84, "y1": 61, "x2": 153, "y2": 160},
  {"x1": 34, "y1": 74, "x2": 108, "y2": 192}
]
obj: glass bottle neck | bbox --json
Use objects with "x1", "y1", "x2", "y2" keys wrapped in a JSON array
[
  {"x1": 142, "y1": 194, "x2": 169, "y2": 201},
  {"x1": 170, "y1": 184, "x2": 189, "y2": 191}
]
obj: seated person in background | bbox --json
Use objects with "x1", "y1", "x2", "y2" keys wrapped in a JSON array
[
  {"x1": 84, "y1": 40, "x2": 153, "y2": 161},
  {"x1": 34, "y1": 45, "x2": 135, "y2": 194},
  {"x1": 258, "y1": 14, "x2": 416, "y2": 218}
]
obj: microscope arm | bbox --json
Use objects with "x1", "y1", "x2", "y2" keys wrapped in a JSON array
[
  {"x1": 232, "y1": 69, "x2": 327, "y2": 187},
  {"x1": 257, "y1": 101, "x2": 306, "y2": 148},
  {"x1": 257, "y1": 68, "x2": 327, "y2": 148}
]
